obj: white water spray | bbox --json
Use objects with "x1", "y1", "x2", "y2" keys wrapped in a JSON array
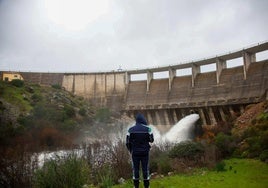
[{"x1": 151, "y1": 114, "x2": 200, "y2": 144}]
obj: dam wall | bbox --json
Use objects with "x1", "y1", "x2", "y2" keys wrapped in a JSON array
[
  {"x1": 123, "y1": 42, "x2": 268, "y2": 125},
  {"x1": 125, "y1": 60, "x2": 268, "y2": 126},
  {"x1": 1, "y1": 42, "x2": 268, "y2": 125},
  {"x1": 125, "y1": 60, "x2": 268, "y2": 108},
  {"x1": 19, "y1": 72, "x2": 64, "y2": 86},
  {"x1": 62, "y1": 72, "x2": 126, "y2": 110}
]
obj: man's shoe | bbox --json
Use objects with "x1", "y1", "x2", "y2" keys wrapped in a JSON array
[
  {"x1": 133, "y1": 180, "x2": 139, "y2": 188},
  {"x1": 144, "y1": 180, "x2": 150, "y2": 188}
]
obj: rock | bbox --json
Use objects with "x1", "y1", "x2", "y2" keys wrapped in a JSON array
[{"x1": 118, "y1": 177, "x2": 125, "y2": 184}]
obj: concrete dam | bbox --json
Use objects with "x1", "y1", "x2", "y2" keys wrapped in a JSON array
[{"x1": 3, "y1": 42, "x2": 268, "y2": 126}]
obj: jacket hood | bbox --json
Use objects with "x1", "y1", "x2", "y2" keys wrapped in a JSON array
[{"x1": 135, "y1": 113, "x2": 148, "y2": 125}]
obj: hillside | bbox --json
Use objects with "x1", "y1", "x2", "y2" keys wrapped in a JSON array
[
  {"x1": 0, "y1": 80, "x2": 107, "y2": 150},
  {"x1": 232, "y1": 101, "x2": 268, "y2": 160}
]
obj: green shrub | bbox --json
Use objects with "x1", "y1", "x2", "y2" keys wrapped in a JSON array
[
  {"x1": 0, "y1": 101, "x2": 5, "y2": 112},
  {"x1": 33, "y1": 154, "x2": 91, "y2": 188},
  {"x1": 0, "y1": 84, "x2": 4, "y2": 95},
  {"x1": 238, "y1": 121, "x2": 268, "y2": 159},
  {"x1": 242, "y1": 126, "x2": 258, "y2": 139},
  {"x1": 64, "y1": 105, "x2": 76, "y2": 118},
  {"x1": 62, "y1": 119, "x2": 77, "y2": 131},
  {"x1": 96, "y1": 164, "x2": 114, "y2": 188},
  {"x1": 214, "y1": 160, "x2": 226, "y2": 172},
  {"x1": 33, "y1": 104, "x2": 64, "y2": 123},
  {"x1": 155, "y1": 153, "x2": 172, "y2": 174},
  {"x1": 246, "y1": 137, "x2": 262, "y2": 158},
  {"x1": 10, "y1": 79, "x2": 24, "y2": 87},
  {"x1": 256, "y1": 112, "x2": 268, "y2": 123},
  {"x1": 260, "y1": 149, "x2": 268, "y2": 162},
  {"x1": 215, "y1": 132, "x2": 235, "y2": 157},
  {"x1": 150, "y1": 146, "x2": 172, "y2": 174},
  {"x1": 0, "y1": 122, "x2": 16, "y2": 146},
  {"x1": 260, "y1": 130, "x2": 268, "y2": 150},
  {"x1": 79, "y1": 107, "x2": 87, "y2": 116},
  {"x1": 31, "y1": 93, "x2": 43, "y2": 103},
  {"x1": 51, "y1": 84, "x2": 61, "y2": 89},
  {"x1": 168, "y1": 141, "x2": 204, "y2": 159},
  {"x1": 95, "y1": 108, "x2": 110, "y2": 123}
]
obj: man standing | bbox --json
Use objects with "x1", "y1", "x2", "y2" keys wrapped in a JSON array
[{"x1": 126, "y1": 113, "x2": 154, "y2": 188}]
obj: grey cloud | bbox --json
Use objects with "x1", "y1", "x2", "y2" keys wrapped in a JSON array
[{"x1": 0, "y1": 0, "x2": 267, "y2": 72}]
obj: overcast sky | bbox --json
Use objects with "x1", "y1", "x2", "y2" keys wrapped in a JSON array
[{"x1": 0, "y1": 0, "x2": 267, "y2": 73}]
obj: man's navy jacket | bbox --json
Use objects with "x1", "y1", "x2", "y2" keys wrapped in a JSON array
[{"x1": 126, "y1": 114, "x2": 154, "y2": 155}]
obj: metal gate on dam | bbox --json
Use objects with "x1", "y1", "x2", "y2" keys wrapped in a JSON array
[{"x1": 3, "y1": 42, "x2": 268, "y2": 126}]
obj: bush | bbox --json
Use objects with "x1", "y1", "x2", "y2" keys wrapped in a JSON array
[
  {"x1": 31, "y1": 93, "x2": 43, "y2": 103},
  {"x1": 215, "y1": 160, "x2": 226, "y2": 172},
  {"x1": 62, "y1": 119, "x2": 77, "y2": 131},
  {"x1": 96, "y1": 164, "x2": 114, "y2": 188},
  {"x1": 64, "y1": 105, "x2": 76, "y2": 118},
  {"x1": 33, "y1": 104, "x2": 64, "y2": 123},
  {"x1": 155, "y1": 153, "x2": 172, "y2": 174},
  {"x1": 246, "y1": 136, "x2": 262, "y2": 158},
  {"x1": 33, "y1": 153, "x2": 91, "y2": 188},
  {"x1": 168, "y1": 141, "x2": 204, "y2": 159},
  {"x1": 260, "y1": 149, "x2": 268, "y2": 162},
  {"x1": 0, "y1": 84, "x2": 4, "y2": 96},
  {"x1": 110, "y1": 140, "x2": 131, "y2": 180},
  {"x1": 95, "y1": 108, "x2": 110, "y2": 123},
  {"x1": 0, "y1": 146, "x2": 35, "y2": 188},
  {"x1": 0, "y1": 101, "x2": 5, "y2": 112},
  {"x1": 256, "y1": 112, "x2": 268, "y2": 123},
  {"x1": 236, "y1": 116, "x2": 268, "y2": 159},
  {"x1": 79, "y1": 107, "x2": 87, "y2": 116},
  {"x1": 0, "y1": 122, "x2": 16, "y2": 146},
  {"x1": 215, "y1": 132, "x2": 235, "y2": 157},
  {"x1": 150, "y1": 146, "x2": 172, "y2": 175},
  {"x1": 51, "y1": 84, "x2": 61, "y2": 89},
  {"x1": 10, "y1": 79, "x2": 24, "y2": 87}
]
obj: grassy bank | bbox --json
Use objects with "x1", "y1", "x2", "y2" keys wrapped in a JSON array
[{"x1": 112, "y1": 158, "x2": 268, "y2": 188}]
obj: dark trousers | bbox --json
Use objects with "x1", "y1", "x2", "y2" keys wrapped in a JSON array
[{"x1": 132, "y1": 152, "x2": 150, "y2": 180}]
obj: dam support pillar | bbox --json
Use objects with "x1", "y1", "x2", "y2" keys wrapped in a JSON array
[
  {"x1": 243, "y1": 51, "x2": 256, "y2": 79},
  {"x1": 155, "y1": 110, "x2": 162, "y2": 125},
  {"x1": 72, "y1": 75, "x2": 75, "y2": 94},
  {"x1": 216, "y1": 58, "x2": 226, "y2": 84},
  {"x1": 198, "y1": 108, "x2": 206, "y2": 125},
  {"x1": 125, "y1": 72, "x2": 130, "y2": 85},
  {"x1": 147, "y1": 111, "x2": 154, "y2": 125},
  {"x1": 172, "y1": 109, "x2": 179, "y2": 123},
  {"x1": 208, "y1": 107, "x2": 217, "y2": 126},
  {"x1": 150, "y1": 110, "x2": 157, "y2": 125},
  {"x1": 167, "y1": 109, "x2": 176, "y2": 125},
  {"x1": 175, "y1": 109, "x2": 183, "y2": 122},
  {"x1": 169, "y1": 68, "x2": 176, "y2": 91},
  {"x1": 219, "y1": 107, "x2": 227, "y2": 122},
  {"x1": 147, "y1": 71, "x2": 153, "y2": 92},
  {"x1": 192, "y1": 63, "x2": 200, "y2": 87},
  {"x1": 163, "y1": 109, "x2": 170, "y2": 125}
]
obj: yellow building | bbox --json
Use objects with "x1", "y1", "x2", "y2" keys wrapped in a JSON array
[{"x1": 2, "y1": 72, "x2": 24, "y2": 82}]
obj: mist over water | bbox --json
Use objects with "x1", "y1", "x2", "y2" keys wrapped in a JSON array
[{"x1": 35, "y1": 114, "x2": 200, "y2": 166}]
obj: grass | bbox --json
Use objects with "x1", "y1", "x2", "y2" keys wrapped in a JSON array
[
  {"x1": 112, "y1": 158, "x2": 268, "y2": 188},
  {"x1": 0, "y1": 82, "x2": 33, "y2": 112}
]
